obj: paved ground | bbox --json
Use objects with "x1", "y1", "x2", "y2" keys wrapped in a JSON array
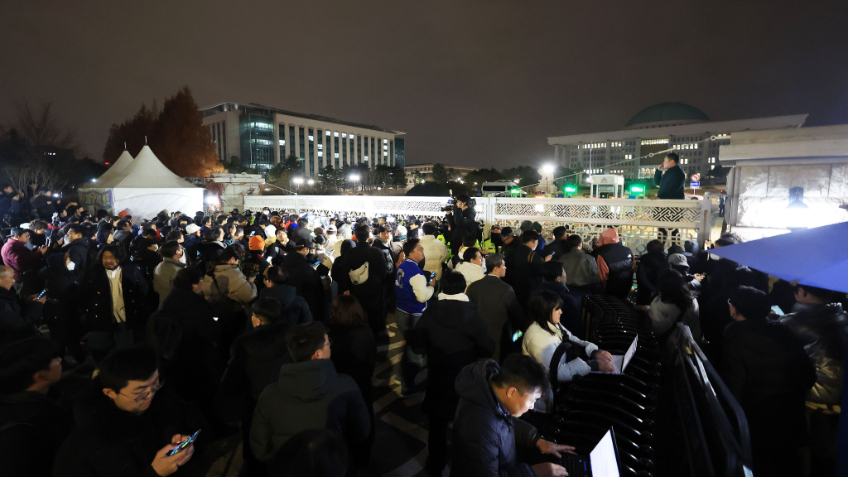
[{"x1": 203, "y1": 313, "x2": 445, "y2": 477}]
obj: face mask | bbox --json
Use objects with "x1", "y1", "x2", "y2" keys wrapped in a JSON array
[
  {"x1": 179, "y1": 253, "x2": 187, "y2": 264},
  {"x1": 709, "y1": 253, "x2": 721, "y2": 261},
  {"x1": 66, "y1": 261, "x2": 76, "y2": 271}
]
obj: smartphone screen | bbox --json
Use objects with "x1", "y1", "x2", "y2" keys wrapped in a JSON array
[
  {"x1": 167, "y1": 429, "x2": 201, "y2": 457},
  {"x1": 770, "y1": 305, "x2": 785, "y2": 316},
  {"x1": 512, "y1": 330, "x2": 523, "y2": 342}
]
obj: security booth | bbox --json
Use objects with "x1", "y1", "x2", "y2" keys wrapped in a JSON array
[{"x1": 587, "y1": 174, "x2": 625, "y2": 199}]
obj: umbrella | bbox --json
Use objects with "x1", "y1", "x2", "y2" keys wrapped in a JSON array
[{"x1": 710, "y1": 221, "x2": 848, "y2": 294}]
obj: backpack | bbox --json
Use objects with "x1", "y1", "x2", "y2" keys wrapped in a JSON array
[{"x1": 349, "y1": 262, "x2": 370, "y2": 286}]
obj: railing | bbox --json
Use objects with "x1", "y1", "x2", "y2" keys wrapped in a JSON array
[{"x1": 244, "y1": 195, "x2": 711, "y2": 254}]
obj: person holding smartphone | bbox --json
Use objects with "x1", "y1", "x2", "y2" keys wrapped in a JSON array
[{"x1": 54, "y1": 345, "x2": 202, "y2": 477}]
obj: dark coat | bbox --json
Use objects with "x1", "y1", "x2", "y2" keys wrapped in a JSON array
[
  {"x1": 0, "y1": 285, "x2": 42, "y2": 344},
  {"x1": 60, "y1": 237, "x2": 90, "y2": 278},
  {"x1": 249, "y1": 359, "x2": 370, "y2": 462},
  {"x1": 265, "y1": 240, "x2": 292, "y2": 266},
  {"x1": 654, "y1": 165, "x2": 685, "y2": 199},
  {"x1": 79, "y1": 265, "x2": 149, "y2": 332},
  {"x1": 53, "y1": 382, "x2": 204, "y2": 477},
  {"x1": 0, "y1": 388, "x2": 75, "y2": 477},
  {"x1": 721, "y1": 319, "x2": 816, "y2": 450},
  {"x1": 333, "y1": 242, "x2": 388, "y2": 295},
  {"x1": 636, "y1": 251, "x2": 668, "y2": 305},
  {"x1": 222, "y1": 321, "x2": 294, "y2": 402},
  {"x1": 328, "y1": 323, "x2": 376, "y2": 410},
  {"x1": 450, "y1": 360, "x2": 540, "y2": 477},
  {"x1": 130, "y1": 248, "x2": 162, "y2": 288},
  {"x1": 259, "y1": 285, "x2": 313, "y2": 325},
  {"x1": 156, "y1": 288, "x2": 223, "y2": 399},
  {"x1": 467, "y1": 275, "x2": 526, "y2": 362},
  {"x1": 446, "y1": 206, "x2": 478, "y2": 249},
  {"x1": 505, "y1": 244, "x2": 544, "y2": 312},
  {"x1": 41, "y1": 253, "x2": 81, "y2": 332},
  {"x1": 409, "y1": 298, "x2": 494, "y2": 417},
  {"x1": 281, "y1": 252, "x2": 325, "y2": 321},
  {"x1": 197, "y1": 241, "x2": 226, "y2": 273},
  {"x1": 182, "y1": 234, "x2": 201, "y2": 263}
]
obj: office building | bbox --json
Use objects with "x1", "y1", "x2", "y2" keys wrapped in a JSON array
[
  {"x1": 547, "y1": 103, "x2": 807, "y2": 180},
  {"x1": 200, "y1": 102, "x2": 405, "y2": 177}
]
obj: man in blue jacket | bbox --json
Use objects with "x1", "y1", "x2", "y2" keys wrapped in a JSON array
[
  {"x1": 653, "y1": 152, "x2": 685, "y2": 199},
  {"x1": 451, "y1": 355, "x2": 575, "y2": 477}
]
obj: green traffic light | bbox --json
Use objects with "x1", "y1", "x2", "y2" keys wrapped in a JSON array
[{"x1": 510, "y1": 188, "x2": 520, "y2": 194}]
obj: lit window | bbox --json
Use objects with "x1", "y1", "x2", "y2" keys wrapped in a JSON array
[
  {"x1": 334, "y1": 153, "x2": 339, "y2": 158},
  {"x1": 342, "y1": 133, "x2": 347, "y2": 138},
  {"x1": 308, "y1": 135, "x2": 314, "y2": 141},
  {"x1": 318, "y1": 152, "x2": 323, "y2": 157},
  {"x1": 334, "y1": 132, "x2": 339, "y2": 137},
  {"x1": 383, "y1": 151, "x2": 388, "y2": 156},
  {"x1": 279, "y1": 140, "x2": 285, "y2": 146},
  {"x1": 383, "y1": 139, "x2": 388, "y2": 144},
  {"x1": 326, "y1": 131, "x2": 332, "y2": 136}
]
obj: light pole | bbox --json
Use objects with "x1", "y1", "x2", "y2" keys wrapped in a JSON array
[{"x1": 293, "y1": 177, "x2": 304, "y2": 193}]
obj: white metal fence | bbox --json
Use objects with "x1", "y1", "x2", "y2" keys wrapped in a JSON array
[{"x1": 244, "y1": 195, "x2": 712, "y2": 254}]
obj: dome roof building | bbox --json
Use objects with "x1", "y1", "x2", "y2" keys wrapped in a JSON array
[{"x1": 547, "y1": 103, "x2": 807, "y2": 180}]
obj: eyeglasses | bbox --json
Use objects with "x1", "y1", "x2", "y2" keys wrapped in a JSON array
[{"x1": 120, "y1": 380, "x2": 165, "y2": 403}]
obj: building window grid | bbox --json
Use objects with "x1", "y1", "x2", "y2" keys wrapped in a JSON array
[{"x1": 308, "y1": 128, "x2": 315, "y2": 176}]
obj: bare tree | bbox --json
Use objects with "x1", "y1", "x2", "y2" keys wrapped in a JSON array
[{"x1": 1, "y1": 102, "x2": 78, "y2": 192}]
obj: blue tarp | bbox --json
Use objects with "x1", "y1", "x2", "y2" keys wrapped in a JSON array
[{"x1": 709, "y1": 222, "x2": 848, "y2": 294}]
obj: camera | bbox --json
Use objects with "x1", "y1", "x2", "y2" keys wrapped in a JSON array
[{"x1": 440, "y1": 196, "x2": 476, "y2": 212}]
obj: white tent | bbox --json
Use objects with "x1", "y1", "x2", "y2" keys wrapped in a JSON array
[
  {"x1": 93, "y1": 149, "x2": 134, "y2": 188},
  {"x1": 80, "y1": 146, "x2": 204, "y2": 219}
]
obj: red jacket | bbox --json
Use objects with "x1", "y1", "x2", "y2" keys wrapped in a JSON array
[{"x1": 1, "y1": 239, "x2": 43, "y2": 281}]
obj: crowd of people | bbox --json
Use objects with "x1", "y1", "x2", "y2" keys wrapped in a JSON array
[{"x1": 0, "y1": 170, "x2": 845, "y2": 477}]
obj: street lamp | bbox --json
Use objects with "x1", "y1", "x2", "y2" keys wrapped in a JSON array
[
  {"x1": 307, "y1": 179, "x2": 315, "y2": 186},
  {"x1": 349, "y1": 174, "x2": 360, "y2": 191},
  {"x1": 293, "y1": 177, "x2": 303, "y2": 192},
  {"x1": 542, "y1": 164, "x2": 555, "y2": 174}
]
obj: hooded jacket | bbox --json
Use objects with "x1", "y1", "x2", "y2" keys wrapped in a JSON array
[
  {"x1": 778, "y1": 303, "x2": 848, "y2": 405},
  {"x1": 593, "y1": 229, "x2": 634, "y2": 299},
  {"x1": 450, "y1": 360, "x2": 540, "y2": 477},
  {"x1": 259, "y1": 284, "x2": 313, "y2": 325},
  {"x1": 409, "y1": 294, "x2": 494, "y2": 417},
  {"x1": 222, "y1": 321, "x2": 294, "y2": 402},
  {"x1": 249, "y1": 358, "x2": 370, "y2": 461},
  {"x1": 1, "y1": 238, "x2": 44, "y2": 281},
  {"x1": 60, "y1": 237, "x2": 90, "y2": 278}
]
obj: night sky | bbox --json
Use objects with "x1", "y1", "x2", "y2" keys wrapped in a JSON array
[{"x1": 2, "y1": 1, "x2": 847, "y2": 170}]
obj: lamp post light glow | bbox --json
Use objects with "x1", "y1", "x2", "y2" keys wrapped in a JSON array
[
  {"x1": 542, "y1": 164, "x2": 555, "y2": 174},
  {"x1": 91, "y1": 178, "x2": 97, "y2": 183}
]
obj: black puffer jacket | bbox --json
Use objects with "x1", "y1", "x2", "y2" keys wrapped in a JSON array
[
  {"x1": 450, "y1": 360, "x2": 539, "y2": 477},
  {"x1": 721, "y1": 318, "x2": 816, "y2": 449},
  {"x1": 409, "y1": 296, "x2": 494, "y2": 418},
  {"x1": 221, "y1": 321, "x2": 294, "y2": 402},
  {"x1": 249, "y1": 359, "x2": 370, "y2": 462},
  {"x1": 636, "y1": 251, "x2": 667, "y2": 305}
]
